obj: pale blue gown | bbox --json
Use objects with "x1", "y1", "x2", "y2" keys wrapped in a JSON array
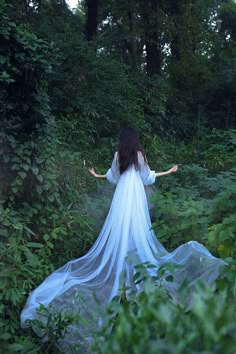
[{"x1": 21, "y1": 152, "x2": 225, "y2": 350}]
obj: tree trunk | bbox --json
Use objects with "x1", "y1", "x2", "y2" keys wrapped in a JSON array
[
  {"x1": 145, "y1": 29, "x2": 161, "y2": 76},
  {"x1": 141, "y1": 0, "x2": 161, "y2": 76},
  {"x1": 127, "y1": 1, "x2": 138, "y2": 71},
  {"x1": 86, "y1": 0, "x2": 99, "y2": 41},
  {"x1": 168, "y1": 1, "x2": 182, "y2": 60}
]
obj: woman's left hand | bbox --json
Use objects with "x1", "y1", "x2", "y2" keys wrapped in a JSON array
[{"x1": 169, "y1": 165, "x2": 178, "y2": 173}]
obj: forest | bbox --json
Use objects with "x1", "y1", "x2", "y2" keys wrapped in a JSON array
[{"x1": 0, "y1": 0, "x2": 236, "y2": 352}]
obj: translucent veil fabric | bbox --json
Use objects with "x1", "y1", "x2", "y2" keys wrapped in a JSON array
[{"x1": 20, "y1": 152, "x2": 225, "y2": 351}]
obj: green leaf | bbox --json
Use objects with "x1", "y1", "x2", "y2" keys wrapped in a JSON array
[
  {"x1": 47, "y1": 241, "x2": 54, "y2": 249},
  {"x1": 23, "y1": 225, "x2": 36, "y2": 236},
  {"x1": 165, "y1": 275, "x2": 174, "y2": 282},
  {"x1": 0, "y1": 229, "x2": 8, "y2": 237},
  {"x1": 48, "y1": 195, "x2": 54, "y2": 202},
  {"x1": 36, "y1": 174, "x2": 43, "y2": 183},
  {"x1": 133, "y1": 272, "x2": 141, "y2": 282},
  {"x1": 0, "y1": 71, "x2": 15, "y2": 83},
  {"x1": 0, "y1": 55, "x2": 7, "y2": 64},
  {"x1": 12, "y1": 187, "x2": 18, "y2": 194},
  {"x1": 19, "y1": 171, "x2": 27, "y2": 179},
  {"x1": 22, "y1": 163, "x2": 30, "y2": 171},
  {"x1": 3, "y1": 155, "x2": 10, "y2": 163},
  {"x1": 25, "y1": 242, "x2": 44, "y2": 248},
  {"x1": 0, "y1": 332, "x2": 11, "y2": 340},
  {"x1": 8, "y1": 344, "x2": 24, "y2": 351},
  {"x1": 43, "y1": 234, "x2": 49, "y2": 241},
  {"x1": 11, "y1": 164, "x2": 21, "y2": 171},
  {"x1": 36, "y1": 185, "x2": 42, "y2": 194},
  {"x1": 32, "y1": 166, "x2": 39, "y2": 175}
]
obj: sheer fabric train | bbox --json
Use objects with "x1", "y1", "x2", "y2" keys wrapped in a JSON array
[{"x1": 21, "y1": 152, "x2": 225, "y2": 349}]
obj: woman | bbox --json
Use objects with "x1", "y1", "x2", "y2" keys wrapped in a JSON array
[
  {"x1": 89, "y1": 127, "x2": 178, "y2": 182},
  {"x1": 21, "y1": 127, "x2": 225, "y2": 350}
]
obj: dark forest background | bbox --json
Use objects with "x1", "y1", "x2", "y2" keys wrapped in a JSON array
[{"x1": 0, "y1": 0, "x2": 236, "y2": 352}]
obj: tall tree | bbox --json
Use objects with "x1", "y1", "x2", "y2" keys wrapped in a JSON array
[
  {"x1": 207, "y1": 0, "x2": 236, "y2": 128},
  {"x1": 85, "y1": 0, "x2": 99, "y2": 40},
  {"x1": 140, "y1": 0, "x2": 161, "y2": 75},
  {"x1": 127, "y1": 0, "x2": 138, "y2": 71}
]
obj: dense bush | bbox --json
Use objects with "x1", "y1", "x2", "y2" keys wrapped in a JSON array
[
  {"x1": 0, "y1": 135, "x2": 96, "y2": 352},
  {"x1": 93, "y1": 269, "x2": 236, "y2": 354},
  {"x1": 0, "y1": 8, "x2": 53, "y2": 136},
  {"x1": 151, "y1": 165, "x2": 236, "y2": 258},
  {"x1": 0, "y1": 123, "x2": 235, "y2": 352}
]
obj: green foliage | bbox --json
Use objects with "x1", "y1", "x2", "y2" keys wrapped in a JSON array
[
  {"x1": 207, "y1": 178, "x2": 236, "y2": 258},
  {"x1": 0, "y1": 0, "x2": 236, "y2": 351},
  {"x1": 1, "y1": 120, "x2": 235, "y2": 353},
  {"x1": 151, "y1": 161, "x2": 236, "y2": 258},
  {"x1": 92, "y1": 274, "x2": 236, "y2": 354},
  {"x1": 0, "y1": 7, "x2": 54, "y2": 136},
  {"x1": 0, "y1": 125, "x2": 95, "y2": 352},
  {"x1": 0, "y1": 205, "x2": 50, "y2": 353},
  {"x1": 53, "y1": 51, "x2": 145, "y2": 143},
  {"x1": 29, "y1": 305, "x2": 83, "y2": 353},
  {"x1": 200, "y1": 129, "x2": 236, "y2": 172}
]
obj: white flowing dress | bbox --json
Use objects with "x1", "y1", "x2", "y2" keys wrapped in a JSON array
[{"x1": 20, "y1": 152, "x2": 225, "y2": 349}]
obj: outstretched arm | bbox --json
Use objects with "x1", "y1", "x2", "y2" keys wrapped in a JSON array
[
  {"x1": 89, "y1": 152, "x2": 120, "y2": 184},
  {"x1": 89, "y1": 168, "x2": 106, "y2": 179},
  {"x1": 155, "y1": 165, "x2": 178, "y2": 177},
  {"x1": 138, "y1": 151, "x2": 178, "y2": 185}
]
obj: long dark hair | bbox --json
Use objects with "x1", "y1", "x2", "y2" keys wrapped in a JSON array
[{"x1": 118, "y1": 127, "x2": 146, "y2": 174}]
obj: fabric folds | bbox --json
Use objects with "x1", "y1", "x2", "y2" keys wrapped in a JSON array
[{"x1": 20, "y1": 152, "x2": 225, "y2": 351}]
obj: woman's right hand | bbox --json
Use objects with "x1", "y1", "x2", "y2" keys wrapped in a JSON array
[{"x1": 89, "y1": 168, "x2": 97, "y2": 177}]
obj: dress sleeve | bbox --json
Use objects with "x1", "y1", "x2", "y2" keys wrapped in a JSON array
[
  {"x1": 138, "y1": 152, "x2": 156, "y2": 186},
  {"x1": 106, "y1": 152, "x2": 120, "y2": 185}
]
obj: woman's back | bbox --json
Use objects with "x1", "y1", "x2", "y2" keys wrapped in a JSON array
[{"x1": 106, "y1": 151, "x2": 156, "y2": 186}]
